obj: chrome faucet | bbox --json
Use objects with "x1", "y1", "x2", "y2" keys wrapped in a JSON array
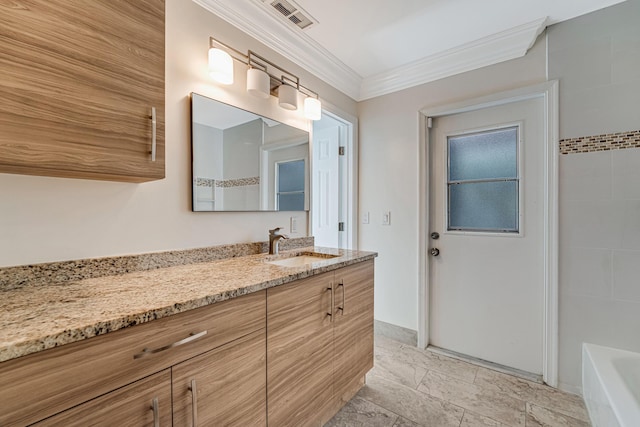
[{"x1": 269, "y1": 227, "x2": 288, "y2": 255}]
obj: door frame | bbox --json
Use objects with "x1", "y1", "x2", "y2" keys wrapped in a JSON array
[
  {"x1": 309, "y1": 101, "x2": 359, "y2": 250},
  {"x1": 417, "y1": 80, "x2": 559, "y2": 386}
]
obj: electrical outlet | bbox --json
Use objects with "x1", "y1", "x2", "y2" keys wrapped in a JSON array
[
  {"x1": 382, "y1": 211, "x2": 391, "y2": 225},
  {"x1": 362, "y1": 211, "x2": 370, "y2": 224},
  {"x1": 290, "y1": 216, "x2": 298, "y2": 233}
]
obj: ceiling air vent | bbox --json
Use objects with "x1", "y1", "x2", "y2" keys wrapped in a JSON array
[{"x1": 259, "y1": 0, "x2": 318, "y2": 30}]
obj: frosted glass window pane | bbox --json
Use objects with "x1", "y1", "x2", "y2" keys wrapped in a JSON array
[
  {"x1": 449, "y1": 181, "x2": 518, "y2": 231},
  {"x1": 448, "y1": 127, "x2": 517, "y2": 181},
  {"x1": 278, "y1": 160, "x2": 305, "y2": 192},
  {"x1": 278, "y1": 193, "x2": 304, "y2": 211}
]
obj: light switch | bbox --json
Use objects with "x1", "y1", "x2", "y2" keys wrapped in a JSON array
[
  {"x1": 290, "y1": 216, "x2": 298, "y2": 233},
  {"x1": 382, "y1": 211, "x2": 391, "y2": 225},
  {"x1": 362, "y1": 211, "x2": 370, "y2": 224}
]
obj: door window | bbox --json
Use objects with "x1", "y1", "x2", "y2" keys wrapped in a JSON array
[{"x1": 447, "y1": 126, "x2": 519, "y2": 233}]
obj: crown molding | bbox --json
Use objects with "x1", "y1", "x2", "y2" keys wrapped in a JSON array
[
  {"x1": 359, "y1": 17, "x2": 548, "y2": 101},
  {"x1": 193, "y1": 1, "x2": 546, "y2": 102},
  {"x1": 193, "y1": 0, "x2": 362, "y2": 100}
]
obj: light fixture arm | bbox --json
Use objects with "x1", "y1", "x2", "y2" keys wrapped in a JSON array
[{"x1": 208, "y1": 36, "x2": 321, "y2": 119}]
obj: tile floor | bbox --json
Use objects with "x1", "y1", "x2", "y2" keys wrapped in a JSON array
[{"x1": 325, "y1": 335, "x2": 590, "y2": 427}]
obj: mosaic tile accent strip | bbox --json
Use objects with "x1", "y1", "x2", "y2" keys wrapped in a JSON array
[
  {"x1": 195, "y1": 177, "x2": 215, "y2": 187},
  {"x1": 0, "y1": 237, "x2": 314, "y2": 291},
  {"x1": 560, "y1": 129, "x2": 640, "y2": 154},
  {"x1": 216, "y1": 176, "x2": 260, "y2": 188}
]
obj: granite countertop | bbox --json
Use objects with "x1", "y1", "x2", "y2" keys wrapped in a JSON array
[{"x1": 0, "y1": 247, "x2": 376, "y2": 363}]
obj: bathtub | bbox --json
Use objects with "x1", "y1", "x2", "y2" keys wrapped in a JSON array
[{"x1": 583, "y1": 343, "x2": 640, "y2": 427}]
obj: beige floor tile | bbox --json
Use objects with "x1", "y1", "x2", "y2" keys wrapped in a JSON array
[
  {"x1": 371, "y1": 345, "x2": 429, "y2": 389},
  {"x1": 324, "y1": 395, "x2": 398, "y2": 427},
  {"x1": 460, "y1": 410, "x2": 513, "y2": 426},
  {"x1": 474, "y1": 368, "x2": 589, "y2": 422},
  {"x1": 418, "y1": 370, "x2": 526, "y2": 427},
  {"x1": 358, "y1": 373, "x2": 465, "y2": 427},
  {"x1": 383, "y1": 343, "x2": 479, "y2": 383},
  {"x1": 375, "y1": 334, "x2": 405, "y2": 351},
  {"x1": 392, "y1": 416, "x2": 423, "y2": 426},
  {"x1": 525, "y1": 402, "x2": 591, "y2": 427}
]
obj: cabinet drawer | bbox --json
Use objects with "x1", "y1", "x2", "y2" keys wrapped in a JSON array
[{"x1": 0, "y1": 290, "x2": 265, "y2": 426}]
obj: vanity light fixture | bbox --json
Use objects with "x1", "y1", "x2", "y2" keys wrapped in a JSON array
[
  {"x1": 304, "y1": 96, "x2": 321, "y2": 121},
  {"x1": 208, "y1": 36, "x2": 322, "y2": 120},
  {"x1": 208, "y1": 47, "x2": 234, "y2": 85}
]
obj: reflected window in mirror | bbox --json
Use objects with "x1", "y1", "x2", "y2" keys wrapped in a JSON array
[
  {"x1": 191, "y1": 93, "x2": 310, "y2": 212},
  {"x1": 277, "y1": 159, "x2": 305, "y2": 211}
]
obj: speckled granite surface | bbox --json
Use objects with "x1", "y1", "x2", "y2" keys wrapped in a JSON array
[
  {"x1": 0, "y1": 246, "x2": 376, "y2": 363},
  {"x1": 0, "y1": 237, "x2": 314, "y2": 291}
]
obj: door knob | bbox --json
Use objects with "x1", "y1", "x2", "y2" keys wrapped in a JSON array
[{"x1": 430, "y1": 248, "x2": 440, "y2": 257}]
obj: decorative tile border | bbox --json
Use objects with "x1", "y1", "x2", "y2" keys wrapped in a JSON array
[
  {"x1": 0, "y1": 237, "x2": 314, "y2": 291},
  {"x1": 560, "y1": 130, "x2": 640, "y2": 154},
  {"x1": 216, "y1": 176, "x2": 260, "y2": 188},
  {"x1": 195, "y1": 177, "x2": 215, "y2": 187}
]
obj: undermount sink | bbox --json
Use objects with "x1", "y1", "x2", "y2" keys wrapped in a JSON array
[{"x1": 266, "y1": 252, "x2": 338, "y2": 267}]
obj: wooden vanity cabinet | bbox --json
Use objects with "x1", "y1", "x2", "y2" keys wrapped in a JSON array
[
  {"x1": 172, "y1": 329, "x2": 267, "y2": 427},
  {"x1": 0, "y1": 0, "x2": 165, "y2": 182},
  {"x1": 267, "y1": 260, "x2": 375, "y2": 426},
  {"x1": 267, "y1": 271, "x2": 336, "y2": 426},
  {"x1": 32, "y1": 370, "x2": 173, "y2": 427},
  {"x1": 0, "y1": 291, "x2": 266, "y2": 426},
  {"x1": 333, "y1": 260, "x2": 375, "y2": 406}
]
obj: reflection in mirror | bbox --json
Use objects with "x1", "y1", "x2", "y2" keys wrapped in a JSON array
[{"x1": 191, "y1": 93, "x2": 309, "y2": 212}]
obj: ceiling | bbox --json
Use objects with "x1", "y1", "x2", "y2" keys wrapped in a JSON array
[{"x1": 194, "y1": 0, "x2": 626, "y2": 101}]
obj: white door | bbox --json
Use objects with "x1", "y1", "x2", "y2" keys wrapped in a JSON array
[
  {"x1": 312, "y1": 125, "x2": 340, "y2": 247},
  {"x1": 429, "y1": 97, "x2": 545, "y2": 374}
]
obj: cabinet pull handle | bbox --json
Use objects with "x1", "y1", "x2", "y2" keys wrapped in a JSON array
[
  {"x1": 133, "y1": 331, "x2": 208, "y2": 359},
  {"x1": 326, "y1": 285, "x2": 333, "y2": 322},
  {"x1": 150, "y1": 107, "x2": 157, "y2": 162},
  {"x1": 189, "y1": 379, "x2": 198, "y2": 427},
  {"x1": 151, "y1": 397, "x2": 160, "y2": 427},
  {"x1": 337, "y1": 282, "x2": 345, "y2": 315}
]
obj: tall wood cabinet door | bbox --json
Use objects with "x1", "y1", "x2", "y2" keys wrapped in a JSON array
[
  {"x1": 33, "y1": 369, "x2": 172, "y2": 427},
  {"x1": 333, "y1": 260, "x2": 375, "y2": 404},
  {"x1": 172, "y1": 329, "x2": 267, "y2": 427},
  {"x1": 267, "y1": 272, "x2": 335, "y2": 426},
  {"x1": 0, "y1": 0, "x2": 165, "y2": 182}
]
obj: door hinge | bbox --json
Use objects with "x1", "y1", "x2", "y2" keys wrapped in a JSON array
[
  {"x1": 338, "y1": 222, "x2": 344, "y2": 231},
  {"x1": 338, "y1": 146, "x2": 345, "y2": 156},
  {"x1": 427, "y1": 117, "x2": 433, "y2": 129}
]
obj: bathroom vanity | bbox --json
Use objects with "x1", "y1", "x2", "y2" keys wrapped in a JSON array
[{"x1": 0, "y1": 247, "x2": 376, "y2": 426}]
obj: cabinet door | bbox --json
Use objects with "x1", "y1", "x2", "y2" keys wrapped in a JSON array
[
  {"x1": 33, "y1": 369, "x2": 172, "y2": 427},
  {"x1": 333, "y1": 260, "x2": 375, "y2": 404},
  {"x1": 172, "y1": 329, "x2": 267, "y2": 427},
  {"x1": 267, "y1": 272, "x2": 335, "y2": 426},
  {"x1": 0, "y1": 0, "x2": 165, "y2": 182}
]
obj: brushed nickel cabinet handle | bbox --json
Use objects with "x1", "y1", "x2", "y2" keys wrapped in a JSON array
[
  {"x1": 133, "y1": 331, "x2": 208, "y2": 359},
  {"x1": 150, "y1": 107, "x2": 157, "y2": 162},
  {"x1": 189, "y1": 379, "x2": 198, "y2": 427},
  {"x1": 327, "y1": 285, "x2": 333, "y2": 321},
  {"x1": 151, "y1": 397, "x2": 160, "y2": 427},
  {"x1": 337, "y1": 282, "x2": 345, "y2": 315}
]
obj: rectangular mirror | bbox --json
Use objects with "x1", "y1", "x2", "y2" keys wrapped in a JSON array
[{"x1": 191, "y1": 93, "x2": 309, "y2": 212}]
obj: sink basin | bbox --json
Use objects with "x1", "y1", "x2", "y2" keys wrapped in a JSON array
[{"x1": 266, "y1": 253, "x2": 338, "y2": 267}]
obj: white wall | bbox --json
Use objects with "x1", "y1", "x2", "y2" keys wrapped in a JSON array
[
  {"x1": 359, "y1": 0, "x2": 639, "y2": 393},
  {"x1": 549, "y1": 0, "x2": 640, "y2": 392},
  {"x1": 0, "y1": 0, "x2": 356, "y2": 268},
  {"x1": 357, "y1": 37, "x2": 547, "y2": 331}
]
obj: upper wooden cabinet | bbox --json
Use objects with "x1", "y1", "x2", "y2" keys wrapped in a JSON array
[{"x1": 0, "y1": 0, "x2": 165, "y2": 182}]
